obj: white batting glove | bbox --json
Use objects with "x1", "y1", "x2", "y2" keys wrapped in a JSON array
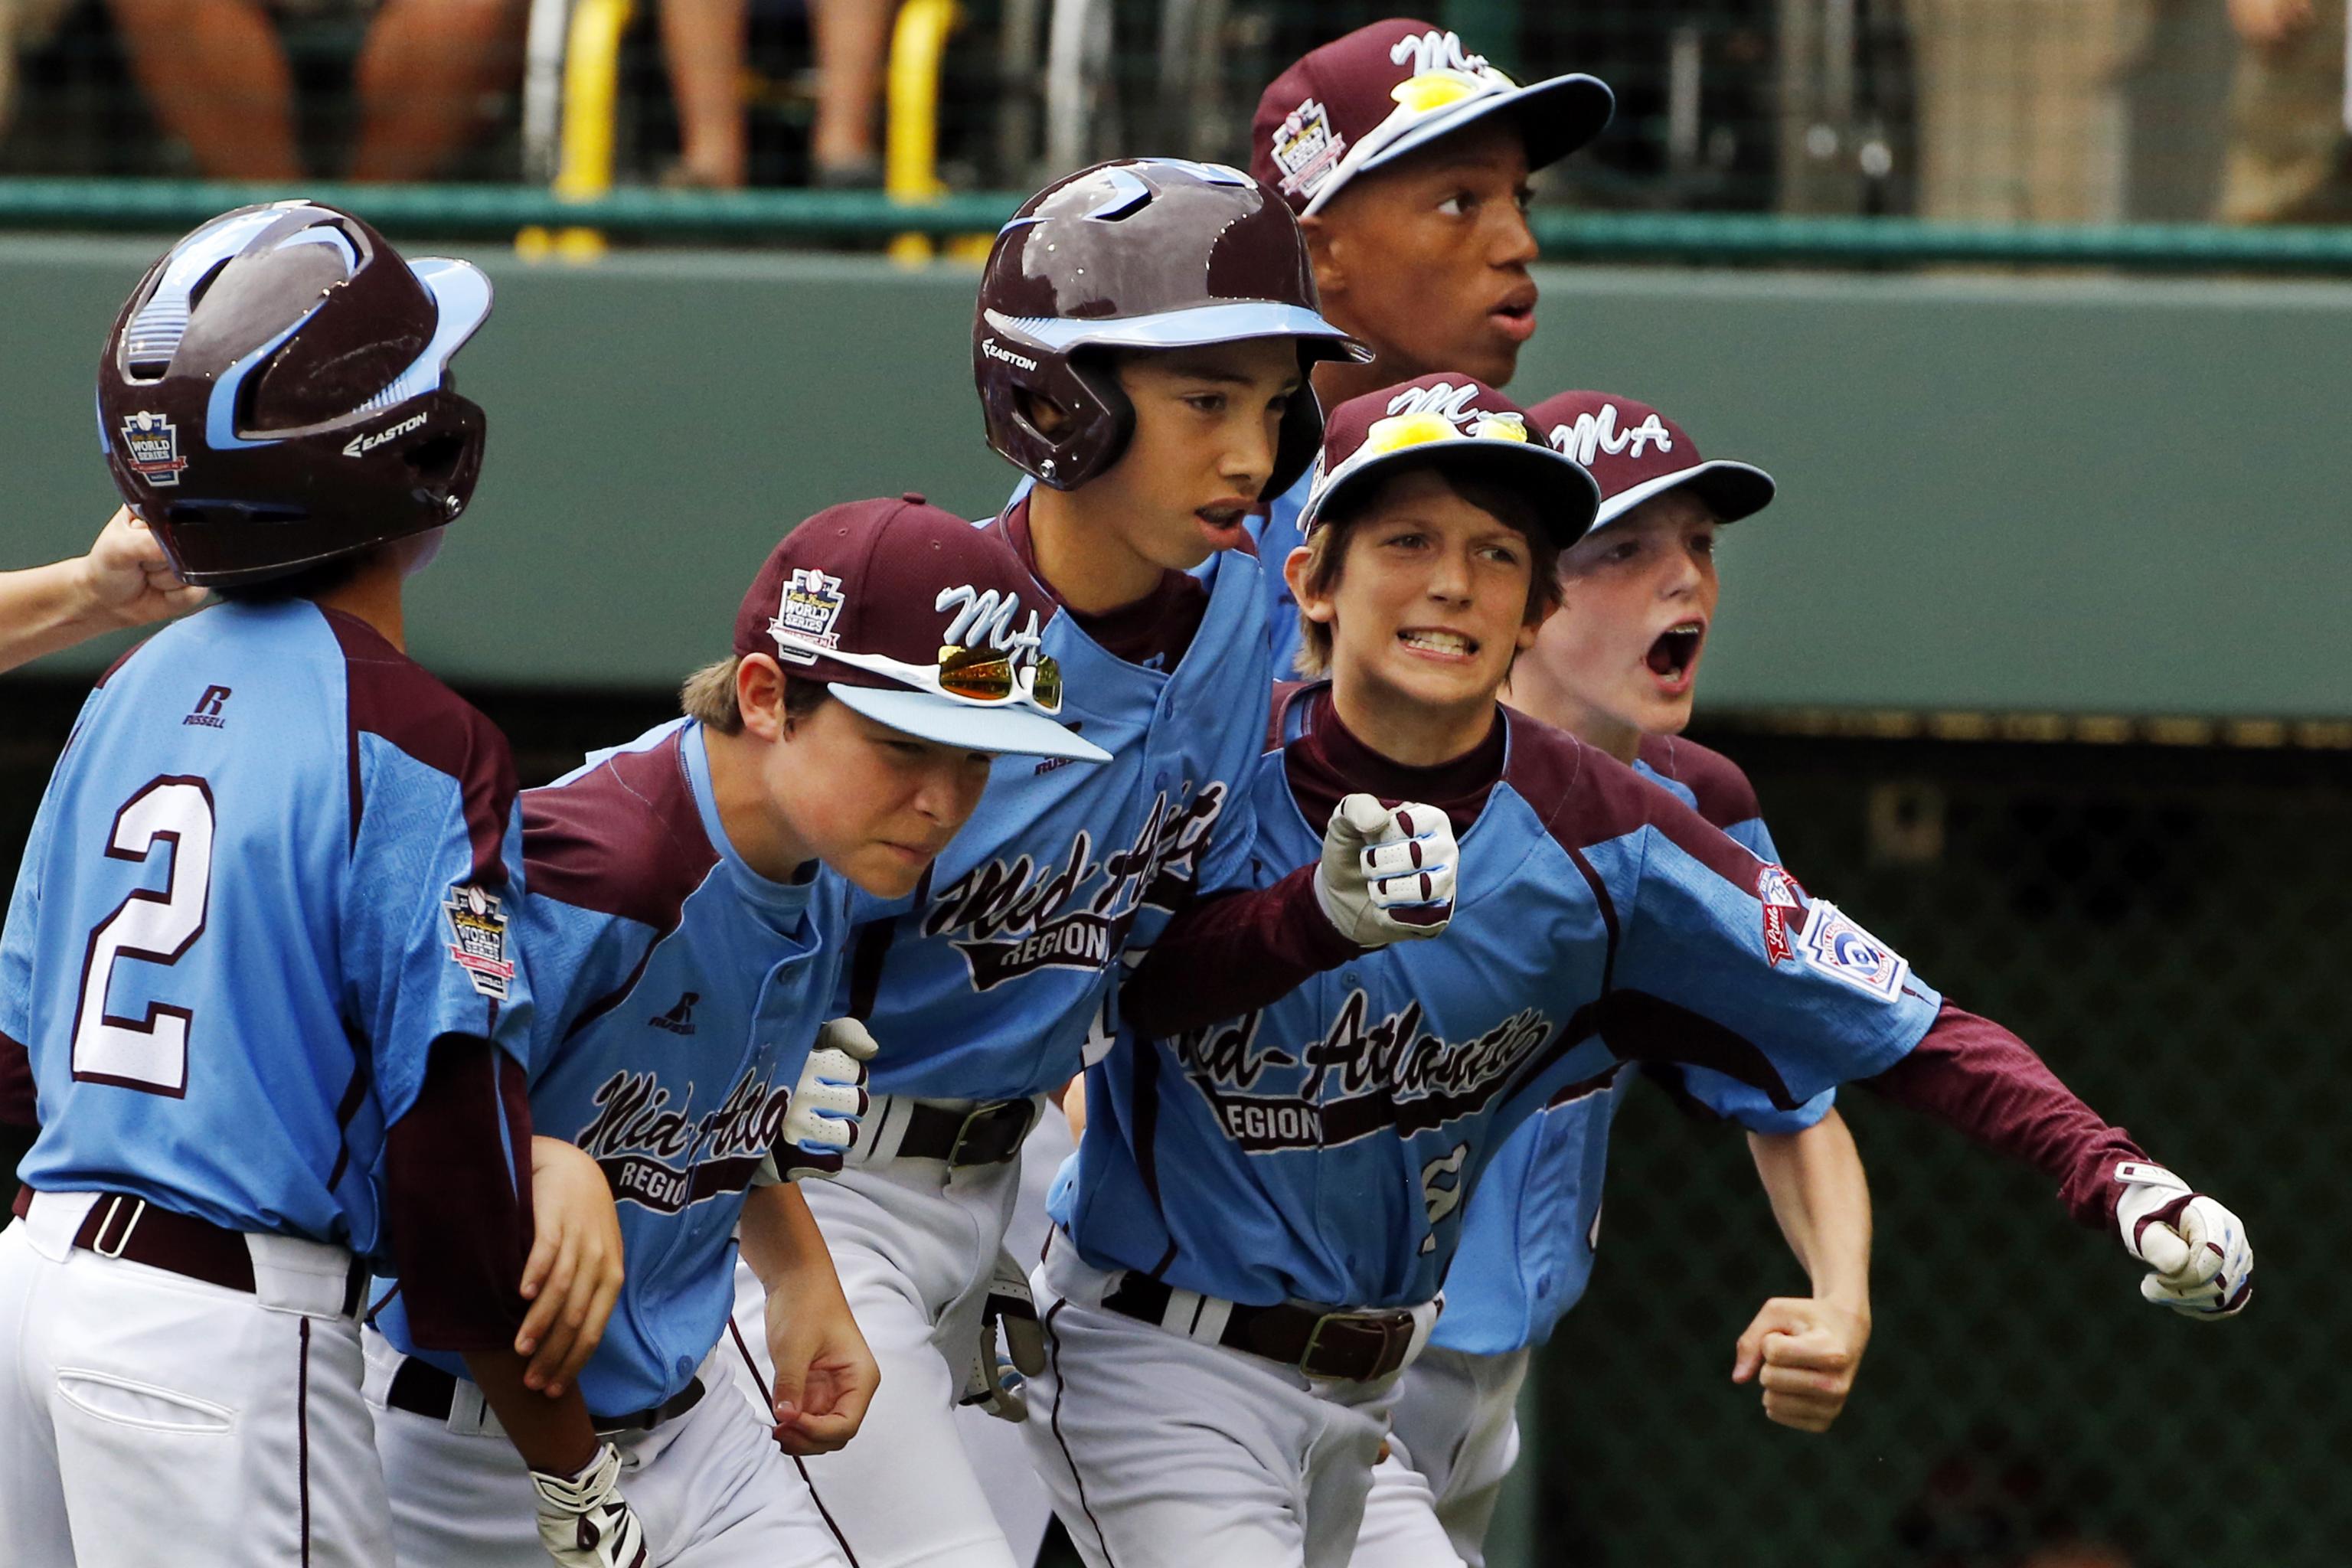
[
  {"x1": 772, "y1": 1018, "x2": 877, "y2": 1181},
  {"x1": 1315, "y1": 794, "x2": 1457, "y2": 946},
  {"x1": 2115, "y1": 1161, "x2": 2252, "y2": 1320},
  {"x1": 530, "y1": 1443, "x2": 648, "y2": 1568},
  {"x1": 958, "y1": 1248, "x2": 1048, "y2": 1423}
]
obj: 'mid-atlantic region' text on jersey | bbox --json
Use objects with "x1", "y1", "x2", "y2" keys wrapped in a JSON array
[
  {"x1": 1432, "y1": 732, "x2": 1823, "y2": 1356},
  {"x1": 849, "y1": 527, "x2": 1272, "y2": 1101},
  {"x1": 1057, "y1": 697, "x2": 1936, "y2": 1311},
  {"x1": 0, "y1": 601, "x2": 530, "y2": 1252},
  {"x1": 376, "y1": 720, "x2": 850, "y2": 1416}
]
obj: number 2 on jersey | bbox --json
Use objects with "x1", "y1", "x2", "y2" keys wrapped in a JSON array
[{"x1": 71, "y1": 777, "x2": 214, "y2": 1096}]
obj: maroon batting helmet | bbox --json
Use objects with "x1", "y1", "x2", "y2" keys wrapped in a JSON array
[
  {"x1": 974, "y1": 158, "x2": 1370, "y2": 495},
  {"x1": 96, "y1": 201, "x2": 492, "y2": 587}
]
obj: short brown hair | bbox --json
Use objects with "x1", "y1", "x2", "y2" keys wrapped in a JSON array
[
  {"x1": 1289, "y1": 462, "x2": 1565, "y2": 677},
  {"x1": 680, "y1": 655, "x2": 831, "y2": 734}
]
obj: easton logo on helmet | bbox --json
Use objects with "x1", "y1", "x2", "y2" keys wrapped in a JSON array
[
  {"x1": 981, "y1": 338, "x2": 1039, "y2": 372},
  {"x1": 341, "y1": 410, "x2": 429, "y2": 459},
  {"x1": 1547, "y1": 403, "x2": 1674, "y2": 466},
  {"x1": 769, "y1": 567, "x2": 847, "y2": 663},
  {"x1": 119, "y1": 412, "x2": 188, "y2": 486}
]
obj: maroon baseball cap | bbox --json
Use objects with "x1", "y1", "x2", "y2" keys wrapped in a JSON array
[
  {"x1": 731, "y1": 495, "x2": 1109, "y2": 763},
  {"x1": 1526, "y1": 392, "x2": 1775, "y2": 531},
  {"x1": 1299, "y1": 373, "x2": 1600, "y2": 545},
  {"x1": 1253, "y1": 20, "x2": 1613, "y2": 217}
]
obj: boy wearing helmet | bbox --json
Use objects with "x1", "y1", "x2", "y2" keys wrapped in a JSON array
[
  {"x1": 0, "y1": 202, "x2": 629, "y2": 1567},
  {"x1": 722, "y1": 159, "x2": 1454, "y2": 1568},
  {"x1": 368, "y1": 496, "x2": 1106, "y2": 1567}
]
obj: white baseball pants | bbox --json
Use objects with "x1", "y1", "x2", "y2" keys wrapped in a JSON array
[
  {"x1": 366, "y1": 1331, "x2": 848, "y2": 1567},
  {"x1": 1348, "y1": 1344, "x2": 1530, "y2": 1568},
  {"x1": 727, "y1": 1107, "x2": 1032, "y2": 1568},
  {"x1": 0, "y1": 1196, "x2": 390, "y2": 1568},
  {"x1": 1018, "y1": 1234, "x2": 1406, "y2": 1568}
]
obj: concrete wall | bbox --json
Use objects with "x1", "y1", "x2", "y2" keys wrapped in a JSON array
[{"x1": 7, "y1": 237, "x2": 2348, "y2": 717}]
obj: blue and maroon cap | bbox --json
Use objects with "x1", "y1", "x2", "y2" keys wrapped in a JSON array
[
  {"x1": 1252, "y1": 20, "x2": 1614, "y2": 217},
  {"x1": 1299, "y1": 372, "x2": 1600, "y2": 545},
  {"x1": 732, "y1": 495, "x2": 1109, "y2": 763}
]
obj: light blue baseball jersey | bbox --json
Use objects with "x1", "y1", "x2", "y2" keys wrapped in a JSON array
[
  {"x1": 847, "y1": 512, "x2": 1272, "y2": 1101},
  {"x1": 1245, "y1": 470, "x2": 1312, "y2": 680},
  {"x1": 1057, "y1": 697, "x2": 1938, "y2": 1311},
  {"x1": 0, "y1": 600, "x2": 531, "y2": 1255},
  {"x1": 1431, "y1": 733, "x2": 1829, "y2": 1355},
  {"x1": 377, "y1": 719, "x2": 850, "y2": 1415}
]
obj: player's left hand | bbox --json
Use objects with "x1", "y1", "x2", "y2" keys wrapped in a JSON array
[
  {"x1": 775, "y1": 1018, "x2": 877, "y2": 1181},
  {"x1": 763, "y1": 1255, "x2": 881, "y2": 1456},
  {"x1": 518, "y1": 1136, "x2": 625, "y2": 1396},
  {"x1": 959, "y1": 1247, "x2": 1047, "y2": 1423},
  {"x1": 80, "y1": 507, "x2": 207, "y2": 628},
  {"x1": 2116, "y1": 1161, "x2": 2253, "y2": 1319},
  {"x1": 1730, "y1": 1295, "x2": 1870, "y2": 1432}
]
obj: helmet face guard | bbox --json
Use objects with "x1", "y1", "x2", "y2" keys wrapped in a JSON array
[
  {"x1": 974, "y1": 159, "x2": 1369, "y2": 496},
  {"x1": 96, "y1": 201, "x2": 494, "y2": 586}
]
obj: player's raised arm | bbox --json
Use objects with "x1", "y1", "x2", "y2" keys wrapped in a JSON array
[
  {"x1": 0, "y1": 508, "x2": 207, "y2": 673},
  {"x1": 1606, "y1": 780, "x2": 2252, "y2": 1319}
]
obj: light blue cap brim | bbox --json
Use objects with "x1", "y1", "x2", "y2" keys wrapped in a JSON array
[{"x1": 829, "y1": 684, "x2": 1112, "y2": 763}]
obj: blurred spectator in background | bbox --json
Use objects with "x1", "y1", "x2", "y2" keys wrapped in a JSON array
[
  {"x1": 662, "y1": 0, "x2": 747, "y2": 186},
  {"x1": 2219, "y1": 0, "x2": 2352, "y2": 220},
  {"x1": 0, "y1": 0, "x2": 71, "y2": 142},
  {"x1": 809, "y1": 0, "x2": 892, "y2": 186},
  {"x1": 1903, "y1": 0, "x2": 2151, "y2": 221},
  {"x1": 104, "y1": 0, "x2": 524, "y2": 180}
]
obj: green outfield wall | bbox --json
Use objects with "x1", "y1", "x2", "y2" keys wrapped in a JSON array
[{"x1": 6, "y1": 237, "x2": 2348, "y2": 720}]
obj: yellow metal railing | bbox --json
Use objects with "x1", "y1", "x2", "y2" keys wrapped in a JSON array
[
  {"x1": 886, "y1": 0, "x2": 988, "y2": 265},
  {"x1": 518, "y1": 0, "x2": 635, "y2": 262}
]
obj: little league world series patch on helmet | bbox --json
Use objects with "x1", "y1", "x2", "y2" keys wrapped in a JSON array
[
  {"x1": 1252, "y1": 19, "x2": 1615, "y2": 217},
  {"x1": 731, "y1": 495, "x2": 1109, "y2": 763},
  {"x1": 96, "y1": 199, "x2": 492, "y2": 586},
  {"x1": 974, "y1": 158, "x2": 1370, "y2": 496},
  {"x1": 1527, "y1": 390, "x2": 1775, "y2": 530},
  {"x1": 1298, "y1": 373, "x2": 1602, "y2": 545}
]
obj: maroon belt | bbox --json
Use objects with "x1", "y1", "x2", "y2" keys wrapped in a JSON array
[
  {"x1": 1100, "y1": 1272, "x2": 1424, "y2": 1383},
  {"x1": 12, "y1": 1187, "x2": 364, "y2": 1315}
]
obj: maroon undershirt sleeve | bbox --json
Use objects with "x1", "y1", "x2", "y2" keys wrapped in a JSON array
[
  {"x1": 1122, "y1": 865, "x2": 1362, "y2": 1038},
  {"x1": 0, "y1": 1032, "x2": 34, "y2": 1129},
  {"x1": 383, "y1": 1034, "x2": 536, "y2": 1351},
  {"x1": 1864, "y1": 1000, "x2": 2145, "y2": 1230}
]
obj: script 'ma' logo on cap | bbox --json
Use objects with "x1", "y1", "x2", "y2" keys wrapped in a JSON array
[
  {"x1": 119, "y1": 411, "x2": 188, "y2": 487},
  {"x1": 769, "y1": 567, "x2": 846, "y2": 665},
  {"x1": 937, "y1": 583, "x2": 1044, "y2": 661},
  {"x1": 1388, "y1": 29, "x2": 1511, "y2": 89},
  {"x1": 1385, "y1": 380, "x2": 1526, "y2": 440},
  {"x1": 1547, "y1": 403, "x2": 1674, "y2": 466},
  {"x1": 1271, "y1": 97, "x2": 1346, "y2": 201}
]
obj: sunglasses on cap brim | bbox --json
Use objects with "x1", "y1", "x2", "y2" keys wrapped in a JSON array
[{"x1": 770, "y1": 634, "x2": 1066, "y2": 715}]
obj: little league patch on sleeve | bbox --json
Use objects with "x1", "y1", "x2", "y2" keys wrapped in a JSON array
[
  {"x1": 443, "y1": 884, "x2": 514, "y2": 1000},
  {"x1": 1794, "y1": 900, "x2": 1909, "y2": 1002}
]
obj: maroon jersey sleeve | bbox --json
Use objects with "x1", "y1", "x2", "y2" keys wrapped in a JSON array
[
  {"x1": 0, "y1": 1031, "x2": 32, "y2": 1129},
  {"x1": 382, "y1": 1035, "x2": 535, "y2": 1350},
  {"x1": 1122, "y1": 867, "x2": 1361, "y2": 1038},
  {"x1": 1866, "y1": 1001, "x2": 2145, "y2": 1230}
]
